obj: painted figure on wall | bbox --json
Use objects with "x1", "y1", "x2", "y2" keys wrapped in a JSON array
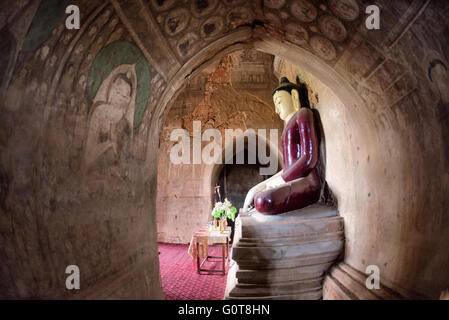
[
  {"x1": 83, "y1": 40, "x2": 151, "y2": 194},
  {"x1": 243, "y1": 77, "x2": 322, "y2": 214},
  {"x1": 83, "y1": 64, "x2": 137, "y2": 193},
  {"x1": 87, "y1": 41, "x2": 151, "y2": 131},
  {"x1": 427, "y1": 53, "x2": 449, "y2": 168}
]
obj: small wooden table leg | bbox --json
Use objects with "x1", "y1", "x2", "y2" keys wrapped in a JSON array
[
  {"x1": 222, "y1": 243, "x2": 226, "y2": 275},
  {"x1": 196, "y1": 242, "x2": 200, "y2": 274},
  {"x1": 226, "y1": 238, "x2": 229, "y2": 260}
]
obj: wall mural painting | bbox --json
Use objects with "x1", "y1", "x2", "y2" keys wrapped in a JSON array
[
  {"x1": 0, "y1": 26, "x2": 17, "y2": 89},
  {"x1": 87, "y1": 41, "x2": 151, "y2": 130},
  {"x1": 84, "y1": 41, "x2": 151, "y2": 195},
  {"x1": 22, "y1": 0, "x2": 71, "y2": 52},
  {"x1": 426, "y1": 52, "x2": 449, "y2": 166}
]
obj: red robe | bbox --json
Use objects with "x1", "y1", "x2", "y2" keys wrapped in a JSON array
[{"x1": 254, "y1": 108, "x2": 321, "y2": 214}]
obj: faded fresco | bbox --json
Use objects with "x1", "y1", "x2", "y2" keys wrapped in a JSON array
[
  {"x1": 22, "y1": 0, "x2": 71, "y2": 52},
  {"x1": 84, "y1": 64, "x2": 137, "y2": 194},
  {"x1": 0, "y1": 1, "x2": 161, "y2": 299},
  {"x1": 87, "y1": 41, "x2": 151, "y2": 130}
]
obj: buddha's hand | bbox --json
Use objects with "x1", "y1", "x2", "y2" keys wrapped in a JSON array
[{"x1": 242, "y1": 183, "x2": 267, "y2": 212}]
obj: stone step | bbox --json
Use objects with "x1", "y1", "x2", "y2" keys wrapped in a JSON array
[
  {"x1": 232, "y1": 239, "x2": 344, "y2": 263},
  {"x1": 237, "y1": 231, "x2": 344, "y2": 247},
  {"x1": 241, "y1": 217, "x2": 343, "y2": 239},
  {"x1": 226, "y1": 290, "x2": 323, "y2": 300},
  {"x1": 235, "y1": 262, "x2": 333, "y2": 284},
  {"x1": 323, "y1": 262, "x2": 406, "y2": 300},
  {"x1": 229, "y1": 277, "x2": 323, "y2": 298},
  {"x1": 240, "y1": 205, "x2": 340, "y2": 239},
  {"x1": 236, "y1": 251, "x2": 341, "y2": 270},
  {"x1": 225, "y1": 204, "x2": 344, "y2": 300},
  {"x1": 243, "y1": 204, "x2": 339, "y2": 223},
  {"x1": 226, "y1": 266, "x2": 324, "y2": 300}
]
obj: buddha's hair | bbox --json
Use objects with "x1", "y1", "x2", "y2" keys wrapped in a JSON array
[
  {"x1": 298, "y1": 82, "x2": 311, "y2": 109},
  {"x1": 428, "y1": 59, "x2": 447, "y2": 82},
  {"x1": 273, "y1": 76, "x2": 311, "y2": 109}
]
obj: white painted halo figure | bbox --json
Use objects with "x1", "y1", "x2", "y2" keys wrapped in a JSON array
[{"x1": 83, "y1": 64, "x2": 137, "y2": 182}]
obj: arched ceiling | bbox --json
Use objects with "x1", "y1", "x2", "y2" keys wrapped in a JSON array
[{"x1": 112, "y1": 0, "x2": 366, "y2": 80}]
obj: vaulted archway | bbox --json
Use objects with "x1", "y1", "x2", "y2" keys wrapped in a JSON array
[{"x1": 1, "y1": 0, "x2": 448, "y2": 300}]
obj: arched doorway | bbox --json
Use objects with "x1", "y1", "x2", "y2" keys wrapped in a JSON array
[
  {"x1": 211, "y1": 133, "x2": 282, "y2": 243},
  {"x1": 151, "y1": 29, "x2": 448, "y2": 299}
]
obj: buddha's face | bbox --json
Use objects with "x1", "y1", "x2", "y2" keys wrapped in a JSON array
[
  {"x1": 273, "y1": 90, "x2": 296, "y2": 121},
  {"x1": 108, "y1": 77, "x2": 132, "y2": 110}
]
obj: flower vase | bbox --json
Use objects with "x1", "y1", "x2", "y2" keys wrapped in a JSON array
[
  {"x1": 219, "y1": 219, "x2": 227, "y2": 233},
  {"x1": 214, "y1": 219, "x2": 219, "y2": 230}
]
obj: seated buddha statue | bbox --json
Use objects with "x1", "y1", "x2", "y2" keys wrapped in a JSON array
[{"x1": 243, "y1": 77, "x2": 322, "y2": 215}]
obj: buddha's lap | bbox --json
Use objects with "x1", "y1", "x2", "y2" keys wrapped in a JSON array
[
  {"x1": 257, "y1": 171, "x2": 319, "y2": 201},
  {"x1": 255, "y1": 175, "x2": 321, "y2": 214},
  {"x1": 265, "y1": 174, "x2": 305, "y2": 190},
  {"x1": 265, "y1": 175, "x2": 305, "y2": 191}
]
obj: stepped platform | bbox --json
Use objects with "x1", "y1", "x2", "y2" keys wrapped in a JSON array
[{"x1": 225, "y1": 204, "x2": 344, "y2": 300}]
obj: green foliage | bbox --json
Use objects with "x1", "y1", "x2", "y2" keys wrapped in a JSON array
[
  {"x1": 211, "y1": 198, "x2": 237, "y2": 221},
  {"x1": 212, "y1": 207, "x2": 222, "y2": 219},
  {"x1": 227, "y1": 206, "x2": 237, "y2": 222}
]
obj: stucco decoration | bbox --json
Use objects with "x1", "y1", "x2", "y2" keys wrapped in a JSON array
[
  {"x1": 309, "y1": 35, "x2": 337, "y2": 61},
  {"x1": 264, "y1": 0, "x2": 286, "y2": 10},
  {"x1": 164, "y1": 7, "x2": 191, "y2": 36},
  {"x1": 177, "y1": 32, "x2": 200, "y2": 58},
  {"x1": 22, "y1": 0, "x2": 70, "y2": 52},
  {"x1": 328, "y1": 0, "x2": 360, "y2": 21},
  {"x1": 227, "y1": 7, "x2": 254, "y2": 29},
  {"x1": 264, "y1": 10, "x2": 282, "y2": 28},
  {"x1": 87, "y1": 41, "x2": 151, "y2": 129},
  {"x1": 285, "y1": 22, "x2": 309, "y2": 46},
  {"x1": 290, "y1": 0, "x2": 317, "y2": 23},
  {"x1": 191, "y1": 0, "x2": 219, "y2": 18},
  {"x1": 223, "y1": 0, "x2": 247, "y2": 6},
  {"x1": 318, "y1": 15, "x2": 347, "y2": 42},
  {"x1": 200, "y1": 16, "x2": 224, "y2": 40},
  {"x1": 150, "y1": 0, "x2": 177, "y2": 12}
]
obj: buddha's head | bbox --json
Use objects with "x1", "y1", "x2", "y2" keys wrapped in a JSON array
[
  {"x1": 429, "y1": 59, "x2": 449, "y2": 103},
  {"x1": 272, "y1": 77, "x2": 300, "y2": 121},
  {"x1": 107, "y1": 72, "x2": 133, "y2": 111}
]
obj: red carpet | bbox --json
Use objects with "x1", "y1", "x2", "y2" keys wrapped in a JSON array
[{"x1": 158, "y1": 243, "x2": 230, "y2": 300}]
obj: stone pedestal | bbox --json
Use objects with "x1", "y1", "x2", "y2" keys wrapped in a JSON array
[
  {"x1": 225, "y1": 204, "x2": 344, "y2": 300},
  {"x1": 323, "y1": 262, "x2": 424, "y2": 300}
]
